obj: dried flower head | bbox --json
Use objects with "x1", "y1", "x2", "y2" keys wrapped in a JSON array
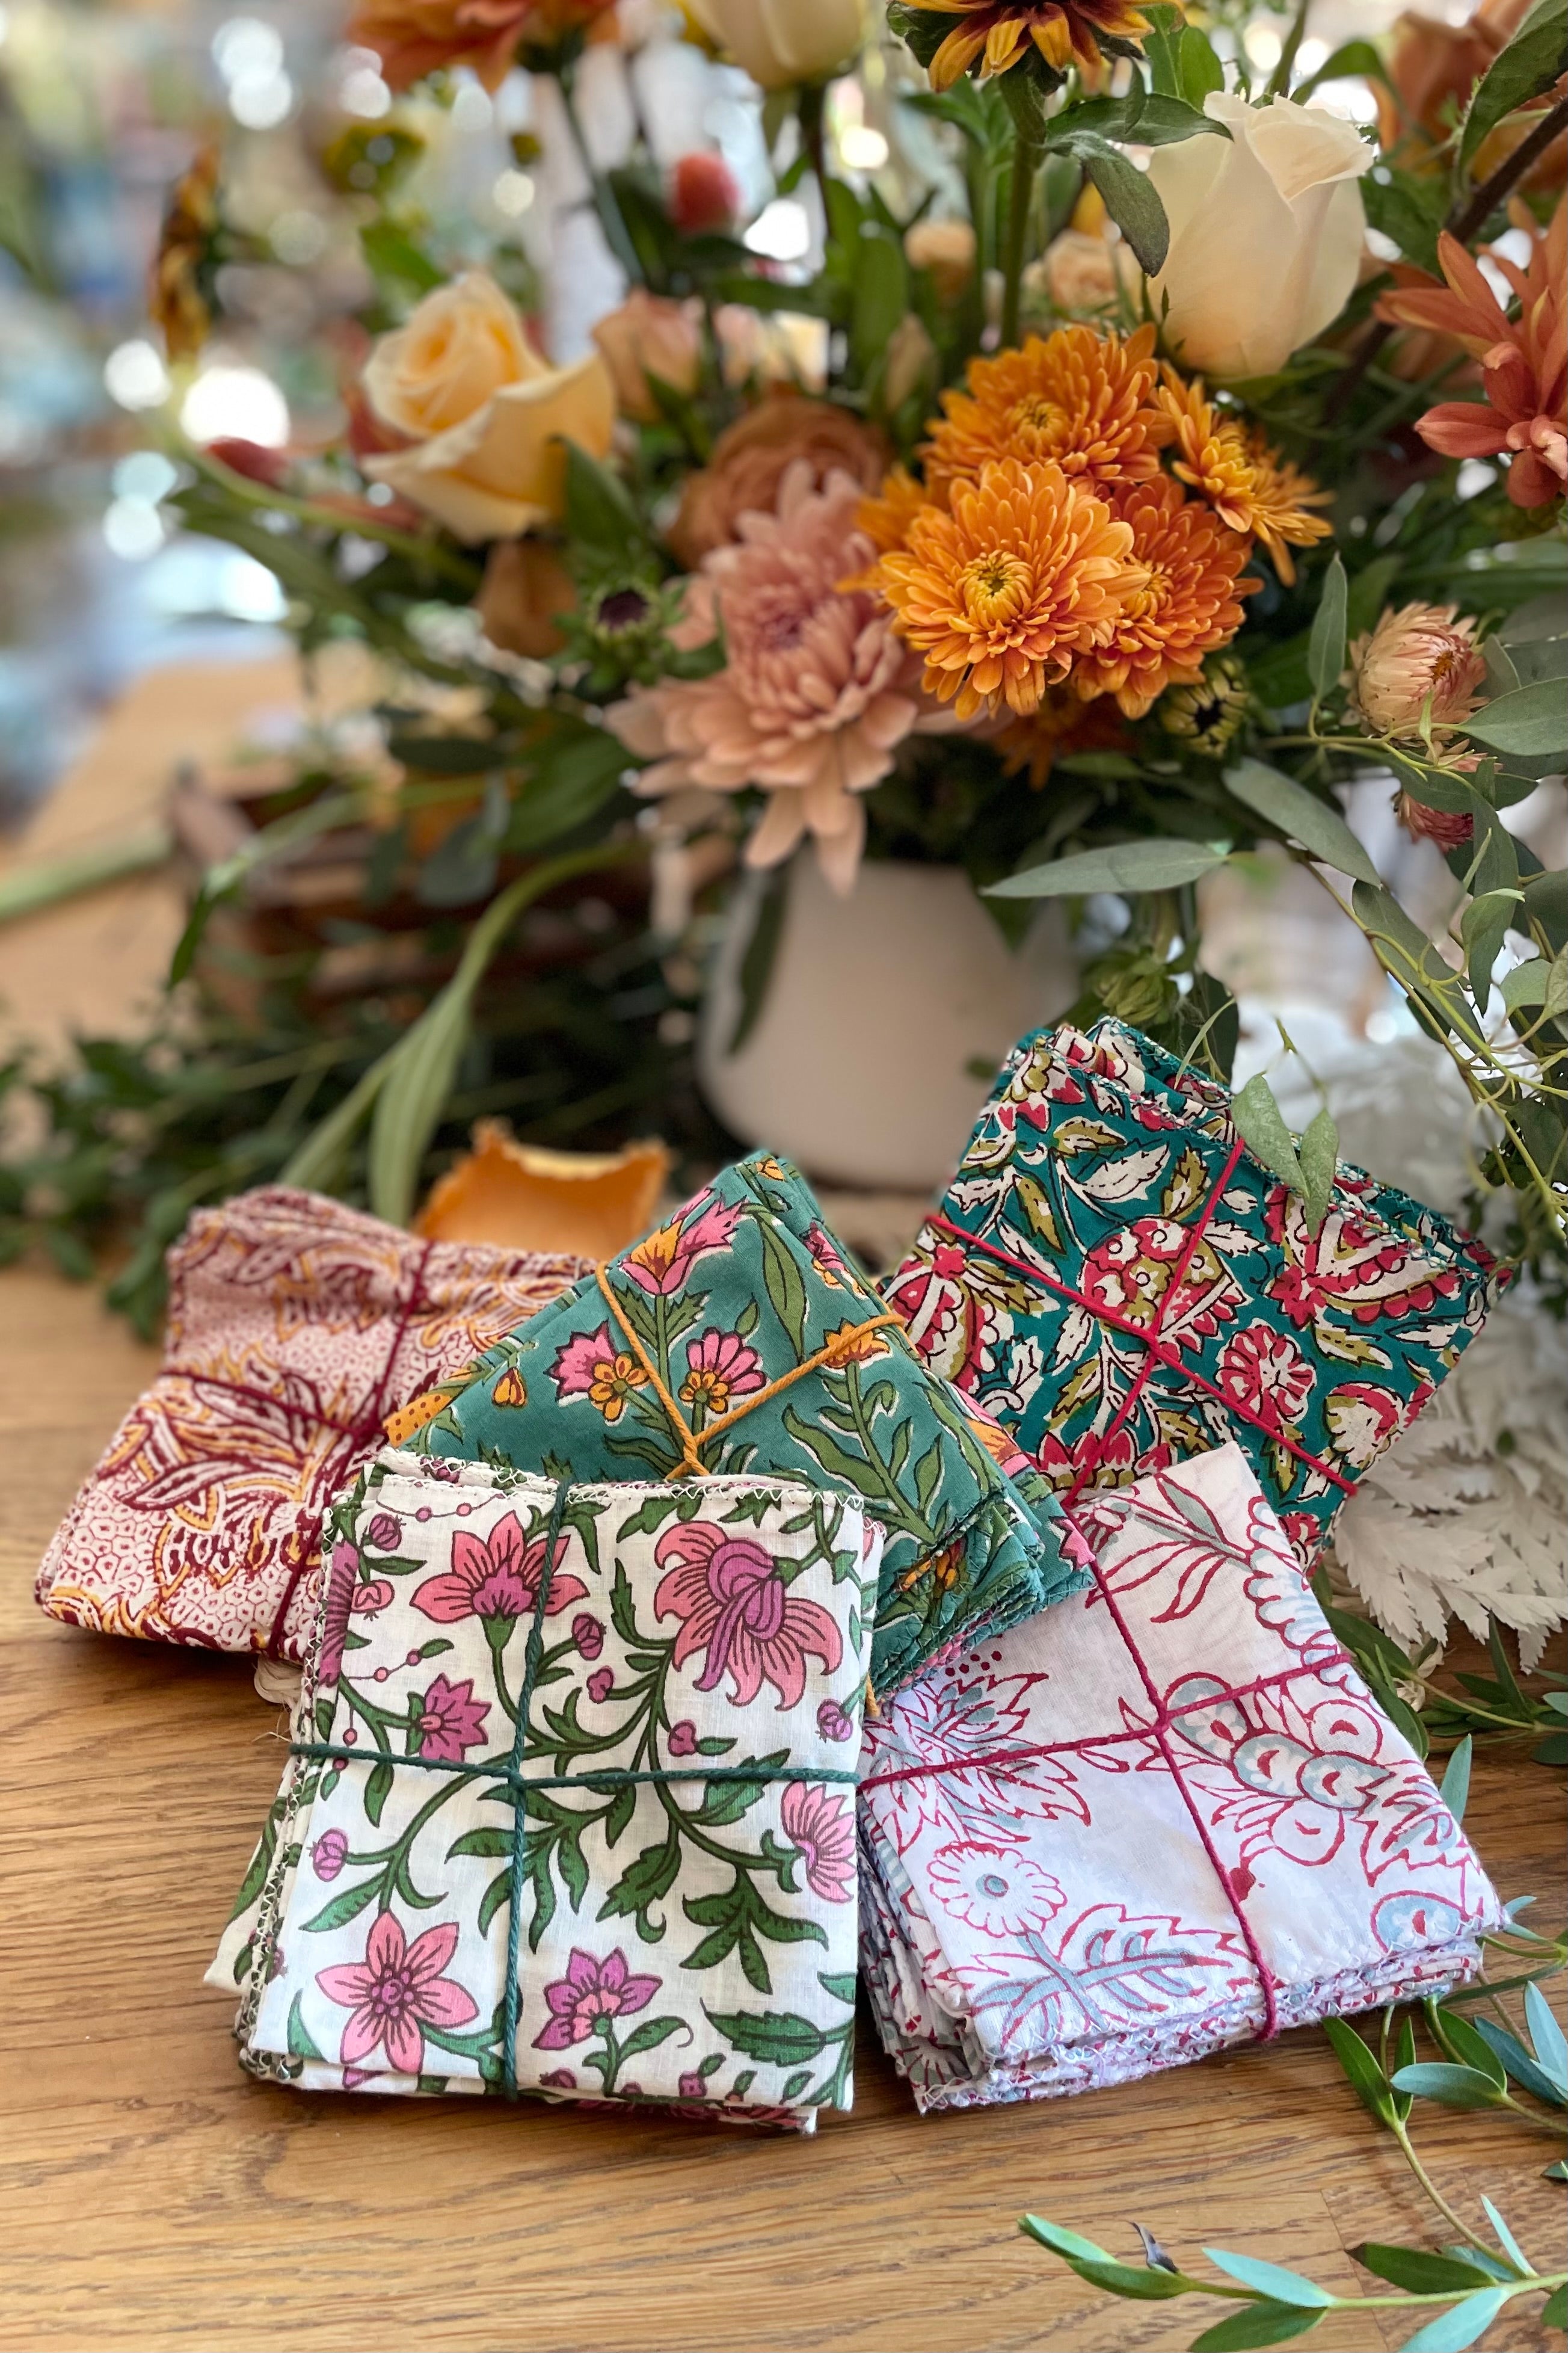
[
  {"x1": 1158, "y1": 368, "x2": 1333, "y2": 585},
  {"x1": 924, "y1": 323, "x2": 1170, "y2": 499},
  {"x1": 1347, "y1": 602, "x2": 1489, "y2": 744},
  {"x1": 870, "y1": 457, "x2": 1144, "y2": 720},
  {"x1": 1071, "y1": 477, "x2": 1258, "y2": 718},
  {"x1": 1159, "y1": 652, "x2": 1252, "y2": 756},
  {"x1": 149, "y1": 145, "x2": 220, "y2": 363}
]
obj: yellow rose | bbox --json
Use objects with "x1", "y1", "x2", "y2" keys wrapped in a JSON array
[
  {"x1": 591, "y1": 290, "x2": 703, "y2": 423},
  {"x1": 361, "y1": 271, "x2": 616, "y2": 541}
]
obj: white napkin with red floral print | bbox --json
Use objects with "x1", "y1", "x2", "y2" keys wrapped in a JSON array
[{"x1": 857, "y1": 1442, "x2": 1502, "y2": 2112}]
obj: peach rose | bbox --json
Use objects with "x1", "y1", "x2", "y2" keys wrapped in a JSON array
[
  {"x1": 592, "y1": 291, "x2": 703, "y2": 423},
  {"x1": 667, "y1": 390, "x2": 884, "y2": 568},
  {"x1": 347, "y1": 0, "x2": 617, "y2": 91},
  {"x1": 903, "y1": 217, "x2": 976, "y2": 305},
  {"x1": 361, "y1": 271, "x2": 616, "y2": 541}
]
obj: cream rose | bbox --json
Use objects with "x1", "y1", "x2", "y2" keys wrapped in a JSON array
[
  {"x1": 683, "y1": 0, "x2": 864, "y2": 90},
  {"x1": 1146, "y1": 94, "x2": 1372, "y2": 381},
  {"x1": 361, "y1": 271, "x2": 616, "y2": 541}
]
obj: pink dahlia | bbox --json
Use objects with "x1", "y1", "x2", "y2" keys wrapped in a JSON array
[{"x1": 607, "y1": 464, "x2": 952, "y2": 895}]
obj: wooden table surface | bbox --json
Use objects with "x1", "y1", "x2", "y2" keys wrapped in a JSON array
[
  {"x1": 1, "y1": 667, "x2": 1562, "y2": 2351},
  {"x1": 1, "y1": 1266, "x2": 1561, "y2": 2353}
]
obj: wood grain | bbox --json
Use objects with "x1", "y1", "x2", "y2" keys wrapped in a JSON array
[{"x1": 0, "y1": 1262, "x2": 1561, "y2": 2353}]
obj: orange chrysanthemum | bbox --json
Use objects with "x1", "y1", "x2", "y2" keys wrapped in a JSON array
[
  {"x1": 870, "y1": 457, "x2": 1144, "y2": 721},
  {"x1": 1071, "y1": 478, "x2": 1259, "y2": 718},
  {"x1": 1157, "y1": 368, "x2": 1332, "y2": 587},
  {"x1": 856, "y1": 465, "x2": 937, "y2": 555},
  {"x1": 924, "y1": 323, "x2": 1171, "y2": 501},
  {"x1": 920, "y1": 0, "x2": 1151, "y2": 87}
]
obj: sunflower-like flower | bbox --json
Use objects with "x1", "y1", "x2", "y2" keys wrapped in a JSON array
[
  {"x1": 916, "y1": 0, "x2": 1151, "y2": 88},
  {"x1": 1157, "y1": 368, "x2": 1332, "y2": 585},
  {"x1": 870, "y1": 457, "x2": 1144, "y2": 720},
  {"x1": 924, "y1": 323, "x2": 1170, "y2": 499},
  {"x1": 1071, "y1": 477, "x2": 1259, "y2": 718}
]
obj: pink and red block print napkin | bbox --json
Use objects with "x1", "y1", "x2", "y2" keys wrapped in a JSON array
[
  {"x1": 34, "y1": 1186, "x2": 588, "y2": 1661},
  {"x1": 858, "y1": 1442, "x2": 1501, "y2": 2112}
]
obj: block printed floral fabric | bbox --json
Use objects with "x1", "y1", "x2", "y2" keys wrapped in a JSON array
[
  {"x1": 34, "y1": 1188, "x2": 589, "y2": 1660},
  {"x1": 410, "y1": 1153, "x2": 1084, "y2": 1698},
  {"x1": 857, "y1": 1443, "x2": 1502, "y2": 2114},
  {"x1": 209, "y1": 1452, "x2": 880, "y2": 2128},
  {"x1": 886, "y1": 1018, "x2": 1503, "y2": 1564}
]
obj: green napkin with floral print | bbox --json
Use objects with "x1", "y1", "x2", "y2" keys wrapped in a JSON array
[{"x1": 408, "y1": 1153, "x2": 1083, "y2": 1697}]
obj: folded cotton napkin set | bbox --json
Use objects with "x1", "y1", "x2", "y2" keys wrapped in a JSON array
[{"x1": 38, "y1": 1019, "x2": 1508, "y2": 2133}]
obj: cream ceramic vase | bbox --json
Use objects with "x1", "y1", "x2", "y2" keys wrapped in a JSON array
[{"x1": 698, "y1": 854, "x2": 1078, "y2": 1191}]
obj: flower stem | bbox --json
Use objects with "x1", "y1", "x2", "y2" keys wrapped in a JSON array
[
  {"x1": 1001, "y1": 118, "x2": 1043, "y2": 350},
  {"x1": 555, "y1": 66, "x2": 644, "y2": 286}
]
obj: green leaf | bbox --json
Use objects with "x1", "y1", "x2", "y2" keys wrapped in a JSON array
[
  {"x1": 1525, "y1": 1980, "x2": 1568, "y2": 2087},
  {"x1": 1501, "y1": 953, "x2": 1568, "y2": 1017},
  {"x1": 987, "y1": 837, "x2": 1231, "y2": 898},
  {"x1": 300, "y1": 1876, "x2": 381, "y2": 1935},
  {"x1": 1324, "y1": 2017, "x2": 1399, "y2": 2126},
  {"x1": 561, "y1": 440, "x2": 647, "y2": 562},
  {"x1": 1461, "y1": 679, "x2": 1568, "y2": 759},
  {"x1": 1439, "y1": 1734, "x2": 1472, "y2": 1825},
  {"x1": 1223, "y1": 758, "x2": 1381, "y2": 886},
  {"x1": 1190, "y1": 2306, "x2": 1325, "y2": 2351},
  {"x1": 1308, "y1": 555, "x2": 1348, "y2": 705},
  {"x1": 703, "y1": 2006, "x2": 831, "y2": 2067},
  {"x1": 446, "y1": 1825, "x2": 512, "y2": 1860},
  {"x1": 851, "y1": 222, "x2": 909, "y2": 384},
  {"x1": 1432, "y1": 2006, "x2": 1507, "y2": 2092},
  {"x1": 1078, "y1": 142, "x2": 1170, "y2": 275},
  {"x1": 1231, "y1": 1074, "x2": 1306, "y2": 1197},
  {"x1": 1142, "y1": 2, "x2": 1184, "y2": 93},
  {"x1": 363, "y1": 1759, "x2": 394, "y2": 1828},
  {"x1": 1202, "y1": 2252, "x2": 1333, "y2": 2307},
  {"x1": 1390, "y1": 2061, "x2": 1506, "y2": 2109},
  {"x1": 1293, "y1": 39, "x2": 1389, "y2": 101},
  {"x1": 1460, "y1": 888, "x2": 1522, "y2": 1006},
  {"x1": 1298, "y1": 1107, "x2": 1339, "y2": 1236},
  {"x1": 1480, "y1": 2198, "x2": 1530, "y2": 2278},
  {"x1": 1459, "y1": 0, "x2": 1568, "y2": 178},
  {"x1": 1399, "y1": 2288, "x2": 1508, "y2": 2352},
  {"x1": 1053, "y1": 92, "x2": 1229, "y2": 147},
  {"x1": 1177, "y1": 23, "x2": 1226, "y2": 106},
  {"x1": 286, "y1": 1991, "x2": 326, "y2": 2062},
  {"x1": 1350, "y1": 2246, "x2": 1501, "y2": 2293},
  {"x1": 756, "y1": 1214, "x2": 809, "y2": 1355},
  {"x1": 1471, "y1": 2016, "x2": 1568, "y2": 2108},
  {"x1": 1019, "y1": 2216, "x2": 1116, "y2": 2266},
  {"x1": 615, "y1": 2015, "x2": 684, "y2": 2062},
  {"x1": 1541, "y1": 2280, "x2": 1567, "y2": 2321}
]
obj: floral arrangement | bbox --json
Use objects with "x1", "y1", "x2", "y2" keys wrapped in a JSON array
[{"x1": 57, "y1": 0, "x2": 1567, "y2": 1280}]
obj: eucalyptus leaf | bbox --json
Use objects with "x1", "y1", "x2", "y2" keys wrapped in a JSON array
[
  {"x1": 1307, "y1": 554, "x2": 1348, "y2": 704},
  {"x1": 1349, "y1": 2246, "x2": 1501, "y2": 2294},
  {"x1": 1202, "y1": 2251, "x2": 1333, "y2": 2307},
  {"x1": 1460, "y1": 890, "x2": 1520, "y2": 1005},
  {"x1": 1398, "y1": 2288, "x2": 1508, "y2": 2352},
  {"x1": 1525, "y1": 1979, "x2": 1568, "y2": 2086},
  {"x1": 1461, "y1": 679, "x2": 1568, "y2": 759},
  {"x1": 1439, "y1": 1733, "x2": 1472, "y2": 1825},
  {"x1": 1231, "y1": 1074, "x2": 1306, "y2": 1196},
  {"x1": 1323, "y1": 2018, "x2": 1399, "y2": 2126},
  {"x1": 1298, "y1": 1106, "x2": 1339, "y2": 1236},
  {"x1": 987, "y1": 837, "x2": 1231, "y2": 898},
  {"x1": 1389, "y1": 2061, "x2": 1506, "y2": 2109},
  {"x1": 1223, "y1": 759, "x2": 1381, "y2": 886},
  {"x1": 1190, "y1": 2305, "x2": 1325, "y2": 2352}
]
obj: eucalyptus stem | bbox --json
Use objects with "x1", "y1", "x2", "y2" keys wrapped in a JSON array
[{"x1": 1000, "y1": 117, "x2": 1043, "y2": 350}]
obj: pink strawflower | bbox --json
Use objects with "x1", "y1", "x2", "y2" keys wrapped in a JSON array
[
  {"x1": 413, "y1": 1673, "x2": 491, "y2": 1763},
  {"x1": 1347, "y1": 602, "x2": 1489, "y2": 748},
  {"x1": 412, "y1": 1510, "x2": 585, "y2": 1625},
  {"x1": 779, "y1": 1782, "x2": 856, "y2": 1904},
  {"x1": 533, "y1": 1947, "x2": 660, "y2": 2050},
  {"x1": 654, "y1": 1520, "x2": 841, "y2": 1709},
  {"x1": 607, "y1": 463, "x2": 952, "y2": 895},
  {"x1": 316, "y1": 1912, "x2": 478, "y2": 2076}
]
